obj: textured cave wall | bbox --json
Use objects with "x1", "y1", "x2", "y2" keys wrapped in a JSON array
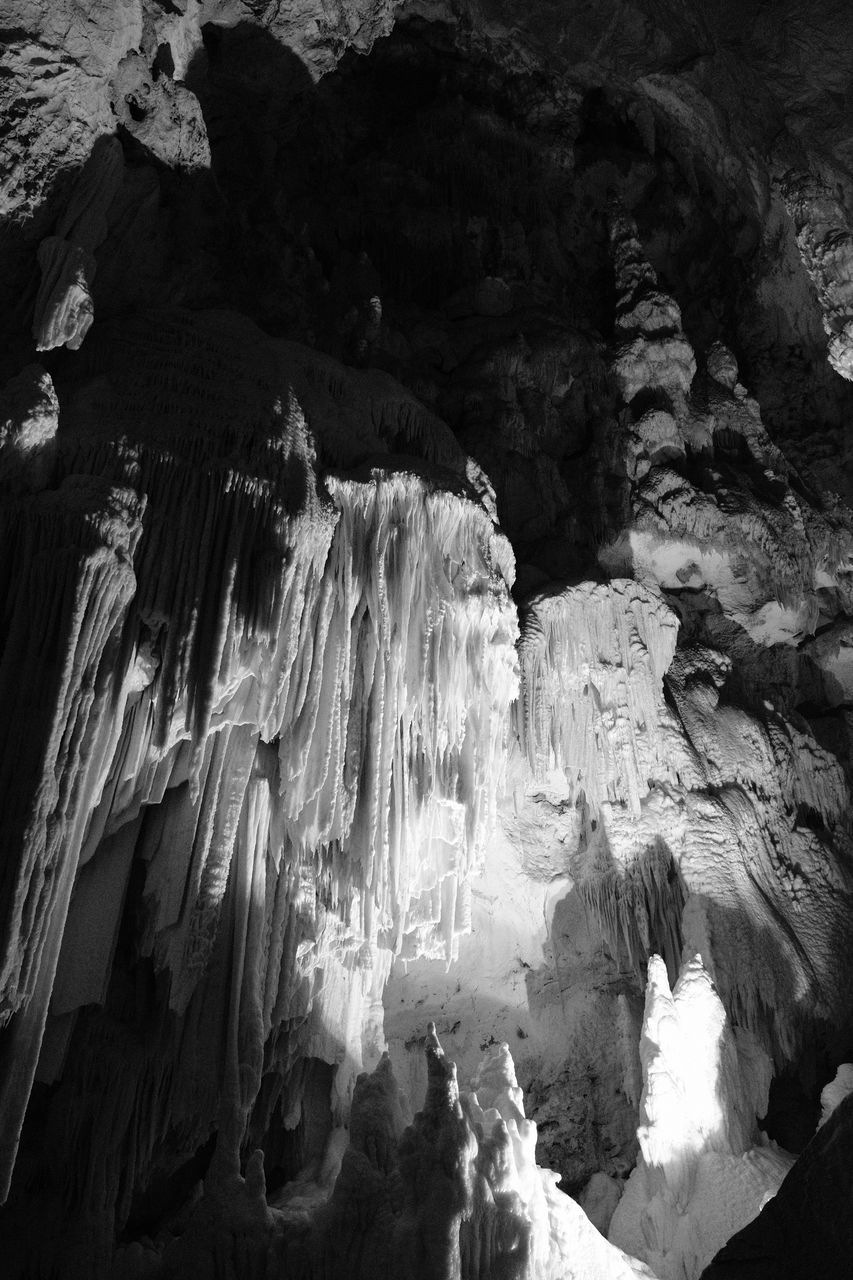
[{"x1": 3, "y1": 1, "x2": 853, "y2": 1277}]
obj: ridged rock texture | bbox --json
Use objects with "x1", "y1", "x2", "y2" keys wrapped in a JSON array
[{"x1": 4, "y1": 2, "x2": 853, "y2": 1278}]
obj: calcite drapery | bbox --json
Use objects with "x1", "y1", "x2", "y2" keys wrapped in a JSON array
[{"x1": 0, "y1": 310, "x2": 518, "y2": 1238}]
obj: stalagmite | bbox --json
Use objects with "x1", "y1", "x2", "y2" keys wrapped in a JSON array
[
  {"x1": 290, "y1": 1026, "x2": 659, "y2": 1280},
  {"x1": 609, "y1": 209, "x2": 697, "y2": 408},
  {"x1": 608, "y1": 956, "x2": 793, "y2": 1280}
]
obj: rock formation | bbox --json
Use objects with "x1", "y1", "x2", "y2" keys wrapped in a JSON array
[
  {"x1": 609, "y1": 955, "x2": 793, "y2": 1280},
  {"x1": 2, "y1": 2, "x2": 853, "y2": 1278},
  {"x1": 700, "y1": 1090, "x2": 853, "y2": 1280},
  {"x1": 278, "y1": 1027, "x2": 657, "y2": 1280}
]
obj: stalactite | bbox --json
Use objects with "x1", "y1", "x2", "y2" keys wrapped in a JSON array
[
  {"x1": 0, "y1": 479, "x2": 143, "y2": 1199},
  {"x1": 516, "y1": 578, "x2": 679, "y2": 814},
  {"x1": 0, "y1": 310, "x2": 518, "y2": 1262},
  {"x1": 578, "y1": 841, "x2": 686, "y2": 987}
]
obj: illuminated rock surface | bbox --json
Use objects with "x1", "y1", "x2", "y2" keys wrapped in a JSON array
[
  {"x1": 3, "y1": 2, "x2": 853, "y2": 1278},
  {"x1": 608, "y1": 956, "x2": 793, "y2": 1280}
]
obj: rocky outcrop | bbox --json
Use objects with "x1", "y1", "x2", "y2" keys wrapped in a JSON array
[
  {"x1": 700, "y1": 1091, "x2": 853, "y2": 1280},
  {"x1": 780, "y1": 168, "x2": 853, "y2": 381},
  {"x1": 0, "y1": 363, "x2": 58, "y2": 490},
  {"x1": 32, "y1": 136, "x2": 124, "y2": 351}
]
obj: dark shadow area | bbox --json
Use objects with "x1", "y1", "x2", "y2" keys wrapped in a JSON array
[
  {"x1": 250, "y1": 1058, "x2": 335, "y2": 1195},
  {"x1": 759, "y1": 1069, "x2": 822, "y2": 1153},
  {"x1": 122, "y1": 1133, "x2": 217, "y2": 1240},
  {"x1": 701, "y1": 1092, "x2": 853, "y2": 1280},
  {"x1": 179, "y1": 16, "x2": 623, "y2": 578},
  {"x1": 574, "y1": 836, "x2": 686, "y2": 989},
  {"x1": 523, "y1": 883, "x2": 644, "y2": 1194},
  {"x1": 182, "y1": 22, "x2": 319, "y2": 324},
  {"x1": 0, "y1": 745, "x2": 349, "y2": 1276}
]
